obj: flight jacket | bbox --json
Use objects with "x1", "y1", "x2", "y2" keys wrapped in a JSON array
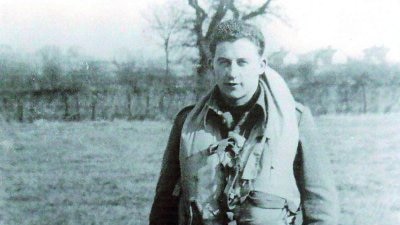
[{"x1": 150, "y1": 83, "x2": 339, "y2": 225}]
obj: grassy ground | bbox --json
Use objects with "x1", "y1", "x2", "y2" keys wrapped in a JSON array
[{"x1": 1, "y1": 114, "x2": 399, "y2": 225}]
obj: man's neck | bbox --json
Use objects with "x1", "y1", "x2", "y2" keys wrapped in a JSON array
[
  {"x1": 215, "y1": 85, "x2": 261, "y2": 133},
  {"x1": 220, "y1": 94, "x2": 252, "y2": 107},
  {"x1": 217, "y1": 85, "x2": 260, "y2": 111}
]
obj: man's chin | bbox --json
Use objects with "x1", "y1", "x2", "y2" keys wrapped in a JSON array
[
  {"x1": 220, "y1": 91, "x2": 242, "y2": 100},
  {"x1": 220, "y1": 92, "x2": 248, "y2": 105}
]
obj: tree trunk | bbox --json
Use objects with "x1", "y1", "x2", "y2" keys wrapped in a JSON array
[
  {"x1": 195, "y1": 39, "x2": 212, "y2": 99},
  {"x1": 165, "y1": 39, "x2": 170, "y2": 76}
]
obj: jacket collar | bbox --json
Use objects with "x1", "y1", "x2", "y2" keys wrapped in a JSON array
[{"x1": 202, "y1": 81, "x2": 268, "y2": 129}]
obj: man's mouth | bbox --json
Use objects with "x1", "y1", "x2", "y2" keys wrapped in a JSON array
[{"x1": 224, "y1": 82, "x2": 240, "y2": 87}]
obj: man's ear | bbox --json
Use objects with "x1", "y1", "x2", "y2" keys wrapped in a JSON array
[{"x1": 258, "y1": 58, "x2": 267, "y2": 74}]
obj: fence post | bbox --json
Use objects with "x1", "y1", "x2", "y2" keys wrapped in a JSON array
[
  {"x1": 16, "y1": 96, "x2": 24, "y2": 122},
  {"x1": 2, "y1": 98, "x2": 10, "y2": 122},
  {"x1": 127, "y1": 90, "x2": 133, "y2": 120},
  {"x1": 62, "y1": 93, "x2": 70, "y2": 120},
  {"x1": 90, "y1": 92, "x2": 97, "y2": 121},
  {"x1": 145, "y1": 91, "x2": 150, "y2": 116},
  {"x1": 74, "y1": 94, "x2": 81, "y2": 121}
]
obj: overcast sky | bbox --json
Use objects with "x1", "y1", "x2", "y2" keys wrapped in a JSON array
[{"x1": 1, "y1": 0, "x2": 399, "y2": 62}]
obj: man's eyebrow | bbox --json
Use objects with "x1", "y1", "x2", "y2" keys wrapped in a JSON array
[{"x1": 217, "y1": 57, "x2": 231, "y2": 62}]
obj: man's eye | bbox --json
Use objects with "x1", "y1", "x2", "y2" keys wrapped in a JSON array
[
  {"x1": 218, "y1": 60, "x2": 230, "y2": 65},
  {"x1": 237, "y1": 60, "x2": 248, "y2": 66}
]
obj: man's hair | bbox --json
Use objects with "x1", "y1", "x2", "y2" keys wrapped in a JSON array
[{"x1": 209, "y1": 19, "x2": 265, "y2": 56}]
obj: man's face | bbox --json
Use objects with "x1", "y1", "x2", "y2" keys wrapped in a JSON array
[{"x1": 212, "y1": 38, "x2": 265, "y2": 106}]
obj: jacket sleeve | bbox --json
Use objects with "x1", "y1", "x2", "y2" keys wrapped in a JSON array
[
  {"x1": 149, "y1": 106, "x2": 193, "y2": 225},
  {"x1": 294, "y1": 106, "x2": 339, "y2": 225}
]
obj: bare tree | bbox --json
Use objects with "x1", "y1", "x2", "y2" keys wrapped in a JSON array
[
  {"x1": 187, "y1": 0, "x2": 277, "y2": 77},
  {"x1": 144, "y1": 0, "x2": 280, "y2": 79},
  {"x1": 144, "y1": 1, "x2": 189, "y2": 76}
]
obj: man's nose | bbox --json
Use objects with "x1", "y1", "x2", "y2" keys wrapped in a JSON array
[{"x1": 226, "y1": 63, "x2": 240, "y2": 79}]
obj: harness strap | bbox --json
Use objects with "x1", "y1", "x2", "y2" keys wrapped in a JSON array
[{"x1": 241, "y1": 132, "x2": 268, "y2": 180}]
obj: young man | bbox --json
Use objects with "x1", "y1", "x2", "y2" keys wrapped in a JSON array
[{"x1": 150, "y1": 20, "x2": 338, "y2": 225}]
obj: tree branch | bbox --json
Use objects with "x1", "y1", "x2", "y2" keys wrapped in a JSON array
[
  {"x1": 228, "y1": 0, "x2": 240, "y2": 19},
  {"x1": 188, "y1": 0, "x2": 207, "y2": 38},
  {"x1": 169, "y1": 11, "x2": 186, "y2": 33},
  {"x1": 241, "y1": 0, "x2": 273, "y2": 21},
  {"x1": 205, "y1": 0, "x2": 231, "y2": 39}
]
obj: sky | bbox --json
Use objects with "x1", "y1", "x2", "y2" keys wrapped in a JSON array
[{"x1": 0, "y1": 0, "x2": 399, "y2": 62}]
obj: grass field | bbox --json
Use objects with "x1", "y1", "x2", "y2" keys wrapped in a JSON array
[{"x1": 1, "y1": 114, "x2": 399, "y2": 225}]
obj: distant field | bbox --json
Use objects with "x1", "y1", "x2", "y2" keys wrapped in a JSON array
[{"x1": 1, "y1": 114, "x2": 399, "y2": 225}]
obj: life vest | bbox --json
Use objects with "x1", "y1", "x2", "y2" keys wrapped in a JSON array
[{"x1": 178, "y1": 73, "x2": 301, "y2": 225}]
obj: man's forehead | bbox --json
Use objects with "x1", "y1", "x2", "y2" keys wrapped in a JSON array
[{"x1": 214, "y1": 38, "x2": 261, "y2": 59}]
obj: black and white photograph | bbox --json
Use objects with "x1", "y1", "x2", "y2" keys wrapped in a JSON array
[{"x1": 0, "y1": 0, "x2": 399, "y2": 224}]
